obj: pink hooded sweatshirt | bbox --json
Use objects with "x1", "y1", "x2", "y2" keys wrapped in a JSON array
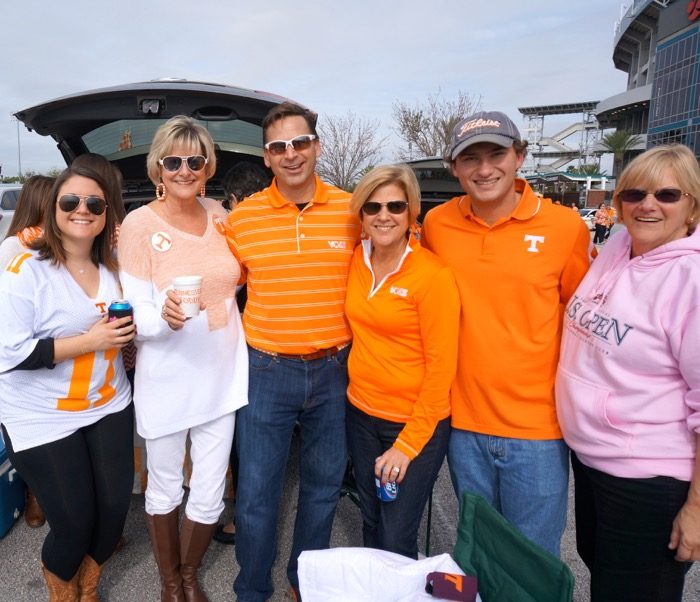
[{"x1": 556, "y1": 227, "x2": 700, "y2": 481}]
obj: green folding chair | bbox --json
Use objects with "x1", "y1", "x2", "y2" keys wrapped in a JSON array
[{"x1": 453, "y1": 492, "x2": 574, "y2": 602}]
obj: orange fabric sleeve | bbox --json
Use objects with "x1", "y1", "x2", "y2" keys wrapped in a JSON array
[{"x1": 393, "y1": 265, "x2": 460, "y2": 458}]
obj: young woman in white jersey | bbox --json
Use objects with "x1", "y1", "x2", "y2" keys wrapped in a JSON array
[{"x1": 0, "y1": 165, "x2": 136, "y2": 601}]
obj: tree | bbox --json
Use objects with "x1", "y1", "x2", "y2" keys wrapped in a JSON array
[
  {"x1": 601, "y1": 130, "x2": 642, "y2": 177},
  {"x1": 392, "y1": 90, "x2": 482, "y2": 160},
  {"x1": 316, "y1": 112, "x2": 386, "y2": 191},
  {"x1": 567, "y1": 163, "x2": 605, "y2": 176}
]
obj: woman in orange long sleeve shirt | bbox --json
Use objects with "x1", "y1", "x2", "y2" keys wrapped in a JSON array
[{"x1": 345, "y1": 164, "x2": 460, "y2": 558}]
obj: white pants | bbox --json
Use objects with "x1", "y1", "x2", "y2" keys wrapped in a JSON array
[{"x1": 144, "y1": 413, "x2": 235, "y2": 524}]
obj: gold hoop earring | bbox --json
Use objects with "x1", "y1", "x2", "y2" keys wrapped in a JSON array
[
  {"x1": 200, "y1": 184, "x2": 206, "y2": 198},
  {"x1": 156, "y1": 182, "x2": 166, "y2": 201}
]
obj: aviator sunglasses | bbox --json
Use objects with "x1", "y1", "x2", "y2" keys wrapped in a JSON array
[
  {"x1": 264, "y1": 134, "x2": 317, "y2": 156},
  {"x1": 361, "y1": 200, "x2": 409, "y2": 216},
  {"x1": 618, "y1": 188, "x2": 690, "y2": 204},
  {"x1": 57, "y1": 194, "x2": 108, "y2": 216},
  {"x1": 158, "y1": 155, "x2": 208, "y2": 172}
]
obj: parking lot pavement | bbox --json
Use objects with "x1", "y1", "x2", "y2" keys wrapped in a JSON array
[{"x1": 1, "y1": 442, "x2": 699, "y2": 601}]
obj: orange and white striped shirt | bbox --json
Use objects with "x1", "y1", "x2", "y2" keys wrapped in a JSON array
[{"x1": 225, "y1": 176, "x2": 361, "y2": 354}]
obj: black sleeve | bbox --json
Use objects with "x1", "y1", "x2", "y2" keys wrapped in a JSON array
[{"x1": 12, "y1": 339, "x2": 55, "y2": 371}]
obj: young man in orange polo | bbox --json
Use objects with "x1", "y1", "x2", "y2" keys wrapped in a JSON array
[
  {"x1": 226, "y1": 102, "x2": 361, "y2": 601},
  {"x1": 421, "y1": 111, "x2": 590, "y2": 556}
]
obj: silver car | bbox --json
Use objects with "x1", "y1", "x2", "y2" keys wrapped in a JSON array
[{"x1": 0, "y1": 184, "x2": 22, "y2": 240}]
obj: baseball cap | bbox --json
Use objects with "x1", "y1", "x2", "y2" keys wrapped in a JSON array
[{"x1": 448, "y1": 111, "x2": 521, "y2": 160}]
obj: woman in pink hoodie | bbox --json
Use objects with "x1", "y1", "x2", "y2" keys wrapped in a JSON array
[{"x1": 556, "y1": 144, "x2": 700, "y2": 601}]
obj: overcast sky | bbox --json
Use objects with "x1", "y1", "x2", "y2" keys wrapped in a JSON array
[{"x1": 1, "y1": 0, "x2": 629, "y2": 177}]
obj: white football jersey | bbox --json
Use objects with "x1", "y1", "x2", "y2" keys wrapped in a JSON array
[{"x1": 0, "y1": 250, "x2": 131, "y2": 451}]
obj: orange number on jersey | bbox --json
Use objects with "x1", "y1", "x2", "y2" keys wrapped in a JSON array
[
  {"x1": 5, "y1": 252, "x2": 33, "y2": 274},
  {"x1": 57, "y1": 349, "x2": 119, "y2": 411}
]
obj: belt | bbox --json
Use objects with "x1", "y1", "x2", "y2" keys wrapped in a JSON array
[{"x1": 249, "y1": 343, "x2": 349, "y2": 361}]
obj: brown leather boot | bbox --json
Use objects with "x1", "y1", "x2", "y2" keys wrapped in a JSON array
[
  {"x1": 25, "y1": 487, "x2": 46, "y2": 528},
  {"x1": 179, "y1": 517, "x2": 217, "y2": 602},
  {"x1": 146, "y1": 509, "x2": 185, "y2": 602},
  {"x1": 76, "y1": 555, "x2": 101, "y2": 601},
  {"x1": 41, "y1": 562, "x2": 79, "y2": 602}
]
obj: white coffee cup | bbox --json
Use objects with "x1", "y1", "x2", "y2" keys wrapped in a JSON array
[{"x1": 172, "y1": 275, "x2": 203, "y2": 318}]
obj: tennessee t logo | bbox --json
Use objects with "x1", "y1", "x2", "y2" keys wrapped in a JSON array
[
  {"x1": 95, "y1": 302, "x2": 107, "y2": 313},
  {"x1": 524, "y1": 234, "x2": 545, "y2": 253}
]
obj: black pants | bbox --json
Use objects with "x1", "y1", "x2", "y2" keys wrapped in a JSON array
[
  {"x1": 572, "y1": 453, "x2": 692, "y2": 602},
  {"x1": 2, "y1": 404, "x2": 134, "y2": 581},
  {"x1": 593, "y1": 224, "x2": 607, "y2": 244},
  {"x1": 346, "y1": 402, "x2": 449, "y2": 559}
]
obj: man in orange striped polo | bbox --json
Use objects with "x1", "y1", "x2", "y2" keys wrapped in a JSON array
[
  {"x1": 225, "y1": 102, "x2": 361, "y2": 601},
  {"x1": 422, "y1": 111, "x2": 590, "y2": 557}
]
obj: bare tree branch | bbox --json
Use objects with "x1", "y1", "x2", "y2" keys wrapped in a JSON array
[
  {"x1": 392, "y1": 90, "x2": 482, "y2": 161},
  {"x1": 317, "y1": 112, "x2": 386, "y2": 191}
]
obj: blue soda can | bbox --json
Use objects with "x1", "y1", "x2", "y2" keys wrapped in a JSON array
[
  {"x1": 375, "y1": 474, "x2": 399, "y2": 502},
  {"x1": 108, "y1": 300, "x2": 133, "y2": 323}
]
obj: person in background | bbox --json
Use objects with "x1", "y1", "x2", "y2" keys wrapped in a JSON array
[
  {"x1": 604, "y1": 202, "x2": 617, "y2": 240},
  {"x1": 222, "y1": 161, "x2": 272, "y2": 213},
  {"x1": 557, "y1": 144, "x2": 700, "y2": 601},
  {"x1": 0, "y1": 165, "x2": 135, "y2": 600},
  {"x1": 0, "y1": 175, "x2": 54, "y2": 268},
  {"x1": 421, "y1": 111, "x2": 590, "y2": 557},
  {"x1": 213, "y1": 161, "x2": 272, "y2": 547},
  {"x1": 593, "y1": 202, "x2": 609, "y2": 245},
  {"x1": 345, "y1": 164, "x2": 459, "y2": 557},
  {"x1": 118, "y1": 116, "x2": 248, "y2": 602},
  {"x1": 226, "y1": 102, "x2": 360, "y2": 601},
  {"x1": 0, "y1": 175, "x2": 55, "y2": 530},
  {"x1": 570, "y1": 201, "x2": 579, "y2": 211}
]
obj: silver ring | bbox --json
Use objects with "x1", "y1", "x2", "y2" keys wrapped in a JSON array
[{"x1": 391, "y1": 467, "x2": 400, "y2": 473}]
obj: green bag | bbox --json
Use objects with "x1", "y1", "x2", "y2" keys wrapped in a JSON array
[{"x1": 453, "y1": 492, "x2": 574, "y2": 602}]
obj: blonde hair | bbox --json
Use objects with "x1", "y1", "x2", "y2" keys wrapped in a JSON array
[
  {"x1": 613, "y1": 144, "x2": 700, "y2": 230},
  {"x1": 146, "y1": 116, "x2": 217, "y2": 185},
  {"x1": 350, "y1": 164, "x2": 421, "y2": 226}
]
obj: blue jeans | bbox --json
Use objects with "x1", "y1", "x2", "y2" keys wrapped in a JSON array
[
  {"x1": 346, "y1": 402, "x2": 450, "y2": 559},
  {"x1": 572, "y1": 453, "x2": 691, "y2": 602},
  {"x1": 447, "y1": 429, "x2": 568, "y2": 557},
  {"x1": 233, "y1": 346, "x2": 349, "y2": 602}
]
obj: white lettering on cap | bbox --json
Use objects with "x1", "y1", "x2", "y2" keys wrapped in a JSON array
[{"x1": 459, "y1": 118, "x2": 501, "y2": 137}]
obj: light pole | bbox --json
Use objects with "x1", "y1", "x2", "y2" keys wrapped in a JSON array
[{"x1": 16, "y1": 118, "x2": 22, "y2": 180}]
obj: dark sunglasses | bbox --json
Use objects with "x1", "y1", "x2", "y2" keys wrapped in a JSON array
[
  {"x1": 618, "y1": 188, "x2": 689, "y2": 204},
  {"x1": 264, "y1": 135, "x2": 317, "y2": 156},
  {"x1": 361, "y1": 201, "x2": 409, "y2": 216},
  {"x1": 57, "y1": 194, "x2": 108, "y2": 216},
  {"x1": 158, "y1": 155, "x2": 208, "y2": 172}
]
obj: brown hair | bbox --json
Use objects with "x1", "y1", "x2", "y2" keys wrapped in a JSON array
[
  {"x1": 4, "y1": 175, "x2": 54, "y2": 240},
  {"x1": 350, "y1": 164, "x2": 421, "y2": 226},
  {"x1": 72, "y1": 153, "x2": 126, "y2": 223},
  {"x1": 31, "y1": 165, "x2": 120, "y2": 272},
  {"x1": 261, "y1": 102, "x2": 318, "y2": 143}
]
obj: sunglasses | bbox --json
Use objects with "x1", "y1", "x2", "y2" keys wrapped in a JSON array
[
  {"x1": 618, "y1": 188, "x2": 689, "y2": 204},
  {"x1": 57, "y1": 194, "x2": 108, "y2": 216},
  {"x1": 264, "y1": 135, "x2": 317, "y2": 156},
  {"x1": 361, "y1": 201, "x2": 409, "y2": 216},
  {"x1": 158, "y1": 155, "x2": 208, "y2": 172}
]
